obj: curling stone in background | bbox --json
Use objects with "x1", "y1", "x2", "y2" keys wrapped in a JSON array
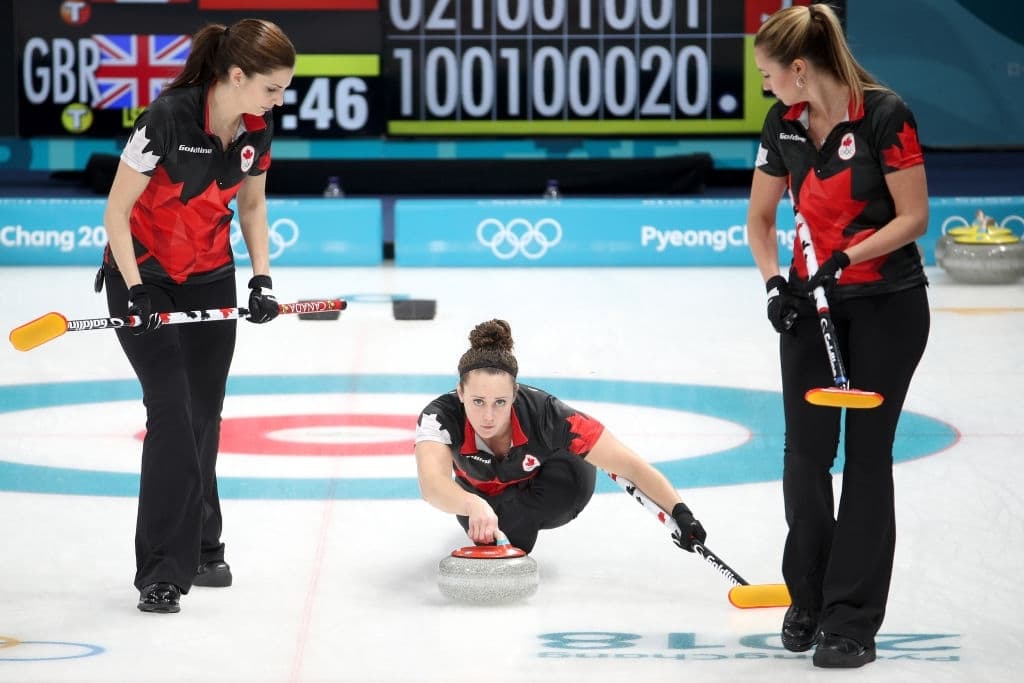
[
  {"x1": 935, "y1": 210, "x2": 1024, "y2": 284},
  {"x1": 438, "y1": 530, "x2": 538, "y2": 604},
  {"x1": 295, "y1": 293, "x2": 436, "y2": 321},
  {"x1": 392, "y1": 298, "x2": 437, "y2": 321}
]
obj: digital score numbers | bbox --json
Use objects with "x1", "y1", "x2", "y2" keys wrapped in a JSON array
[
  {"x1": 383, "y1": 0, "x2": 765, "y2": 135},
  {"x1": 277, "y1": 76, "x2": 380, "y2": 135}
]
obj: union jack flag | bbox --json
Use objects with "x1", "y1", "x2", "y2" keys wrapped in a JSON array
[{"x1": 91, "y1": 34, "x2": 192, "y2": 110}]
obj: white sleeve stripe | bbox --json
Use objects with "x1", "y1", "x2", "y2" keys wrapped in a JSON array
[
  {"x1": 415, "y1": 412, "x2": 452, "y2": 445},
  {"x1": 121, "y1": 125, "x2": 161, "y2": 174},
  {"x1": 121, "y1": 150, "x2": 158, "y2": 174},
  {"x1": 755, "y1": 143, "x2": 769, "y2": 169}
]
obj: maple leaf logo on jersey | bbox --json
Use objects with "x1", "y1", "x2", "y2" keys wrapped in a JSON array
[
  {"x1": 881, "y1": 121, "x2": 923, "y2": 170},
  {"x1": 566, "y1": 413, "x2": 603, "y2": 455},
  {"x1": 240, "y1": 145, "x2": 255, "y2": 173},
  {"x1": 838, "y1": 132, "x2": 856, "y2": 160},
  {"x1": 122, "y1": 125, "x2": 161, "y2": 173},
  {"x1": 417, "y1": 413, "x2": 452, "y2": 445},
  {"x1": 522, "y1": 454, "x2": 540, "y2": 472},
  {"x1": 755, "y1": 143, "x2": 769, "y2": 168}
]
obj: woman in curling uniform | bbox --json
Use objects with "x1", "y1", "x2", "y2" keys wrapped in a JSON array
[
  {"x1": 747, "y1": 4, "x2": 930, "y2": 667},
  {"x1": 414, "y1": 319, "x2": 707, "y2": 556},
  {"x1": 100, "y1": 19, "x2": 295, "y2": 613}
]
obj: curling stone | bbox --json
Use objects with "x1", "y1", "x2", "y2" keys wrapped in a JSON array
[
  {"x1": 935, "y1": 211, "x2": 1024, "y2": 284},
  {"x1": 437, "y1": 531, "x2": 538, "y2": 604},
  {"x1": 392, "y1": 298, "x2": 437, "y2": 320},
  {"x1": 308, "y1": 293, "x2": 436, "y2": 320}
]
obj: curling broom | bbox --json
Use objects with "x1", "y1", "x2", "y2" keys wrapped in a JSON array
[
  {"x1": 607, "y1": 472, "x2": 790, "y2": 609},
  {"x1": 795, "y1": 216, "x2": 884, "y2": 409},
  {"x1": 9, "y1": 299, "x2": 346, "y2": 352}
]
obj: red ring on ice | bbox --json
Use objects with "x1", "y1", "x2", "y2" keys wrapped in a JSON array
[{"x1": 135, "y1": 414, "x2": 414, "y2": 456}]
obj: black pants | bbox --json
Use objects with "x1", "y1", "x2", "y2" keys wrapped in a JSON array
[
  {"x1": 458, "y1": 453, "x2": 597, "y2": 553},
  {"x1": 105, "y1": 267, "x2": 237, "y2": 592},
  {"x1": 780, "y1": 285, "x2": 929, "y2": 647}
]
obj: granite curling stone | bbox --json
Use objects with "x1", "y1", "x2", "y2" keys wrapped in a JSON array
[
  {"x1": 438, "y1": 532, "x2": 538, "y2": 604},
  {"x1": 935, "y1": 211, "x2": 1024, "y2": 284},
  {"x1": 392, "y1": 298, "x2": 437, "y2": 320}
]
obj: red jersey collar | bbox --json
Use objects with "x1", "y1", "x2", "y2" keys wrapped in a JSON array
[
  {"x1": 243, "y1": 112, "x2": 268, "y2": 132},
  {"x1": 203, "y1": 81, "x2": 268, "y2": 135},
  {"x1": 782, "y1": 95, "x2": 865, "y2": 124},
  {"x1": 460, "y1": 409, "x2": 529, "y2": 455}
]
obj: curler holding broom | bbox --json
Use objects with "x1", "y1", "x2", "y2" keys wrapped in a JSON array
[
  {"x1": 83, "y1": 19, "x2": 297, "y2": 615},
  {"x1": 414, "y1": 319, "x2": 789, "y2": 609},
  {"x1": 747, "y1": 2, "x2": 931, "y2": 667}
]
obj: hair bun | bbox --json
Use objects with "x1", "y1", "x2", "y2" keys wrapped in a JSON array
[{"x1": 468, "y1": 319, "x2": 514, "y2": 352}]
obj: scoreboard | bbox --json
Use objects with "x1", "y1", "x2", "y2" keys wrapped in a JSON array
[
  {"x1": 15, "y1": 0, "x2": 807, "y2": 138},
  {"x1": 384, "y1": 0, "x2": 754, "y2": 135}
]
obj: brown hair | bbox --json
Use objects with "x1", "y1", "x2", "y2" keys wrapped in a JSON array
[
  {"x1": 166, "y1": 18, "x2": 295, "y2": 91},
  {"x1": 458, "y1": 319, "x2": 519, "y2": 384},
  {"x1": 754, "y1": 3, "x2": 887, "y2": 112}
]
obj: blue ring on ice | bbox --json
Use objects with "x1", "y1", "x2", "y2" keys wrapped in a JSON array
[{"x1": 0, "y1": 375, "x2": 958, "y2": 499}]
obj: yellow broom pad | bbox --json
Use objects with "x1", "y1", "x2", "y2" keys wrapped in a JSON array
[
  {"x1": 805, "y1": 387, "x2": 884, "y2": 409},
  {"x1": 9, "y1": 313, "x2": 68, "y2": 351},
  {"x1": 728, "y1": 583, "x2": 791, "y2": 609}
]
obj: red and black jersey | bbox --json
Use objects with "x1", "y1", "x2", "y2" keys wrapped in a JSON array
[
  {"x1": 756, "y1": 89, "x2": 928, "y2": 300},
  {"x1": 414, "y1": 384, "x2": 605, "y2": 497},
  {"x1": 106, "y1": 82, "x2": 273, "y2": 285}
]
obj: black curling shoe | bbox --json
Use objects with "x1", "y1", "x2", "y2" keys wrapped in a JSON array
[
  {"x1": 813, "y1": 633, "x2": 877, "y2": 668},
  {"x1": 781, "y1": 605, "x2": 820, "y2": 652},
  {"x1": 137, "y1": 582, "x2": 181, "y2": 613},
  {"x1": 193, "y1": 560, "x2": 232, "y2": 587}
]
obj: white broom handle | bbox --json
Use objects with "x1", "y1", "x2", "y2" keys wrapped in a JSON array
[
  {"x1": 606, "y1": 472, "x2": 749, "y2": 587},
  {"x1": 795, "y1": 215, "x2": 850, "y2": 388},
  {"x1": 77, "y1": 299, "x2": 345, "y2": 330}
]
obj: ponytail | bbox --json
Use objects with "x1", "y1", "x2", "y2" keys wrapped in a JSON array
[
  {"x1": 164, "y1": 19, "x2": 295, "y2": 92},
  {"x1": 755, "y1": 3, "x2": 888, "y2": 113},
  {"x1": 165, "y1": 24, "x2": 226, "y2": 90}
]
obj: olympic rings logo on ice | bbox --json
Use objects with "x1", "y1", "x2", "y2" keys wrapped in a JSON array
[
  {"x1": 476, "y1": 218, "x2": 562, "y2": 260},
  {"x1": 230, "y1": 218, "x2": 300, "y2": 261}
]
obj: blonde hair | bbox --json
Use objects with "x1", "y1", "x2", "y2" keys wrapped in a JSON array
[{"x1": 754, "y1": 4, "x2": 888, "y2": 112}]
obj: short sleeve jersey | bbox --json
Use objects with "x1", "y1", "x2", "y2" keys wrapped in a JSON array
[
  {"x1": 414, "y1": 384, "x2": 605, "y2": 497},
  {"x1": 755, "y1": 89, "x2": 927, "y2": 300},
  {"x1": 108, "y1": 82, "x2": 274, "y2": 285}
]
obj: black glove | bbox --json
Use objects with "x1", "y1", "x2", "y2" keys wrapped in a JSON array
[
  {"x1": 247, "y1": 275, "x2": 279, "y2": 324},
  {"x1": 671, "y1": 502, "x2": 707, "y2": 552},
  {"x1": 804, "y1": 250, "x2": 850, "y2": 296},
  {"x1": 127, "y1": 284, "x2": 163, "y2": 336},
  {"x1": 765, "y1": 275, "x2": 799, "y2": 333}
]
